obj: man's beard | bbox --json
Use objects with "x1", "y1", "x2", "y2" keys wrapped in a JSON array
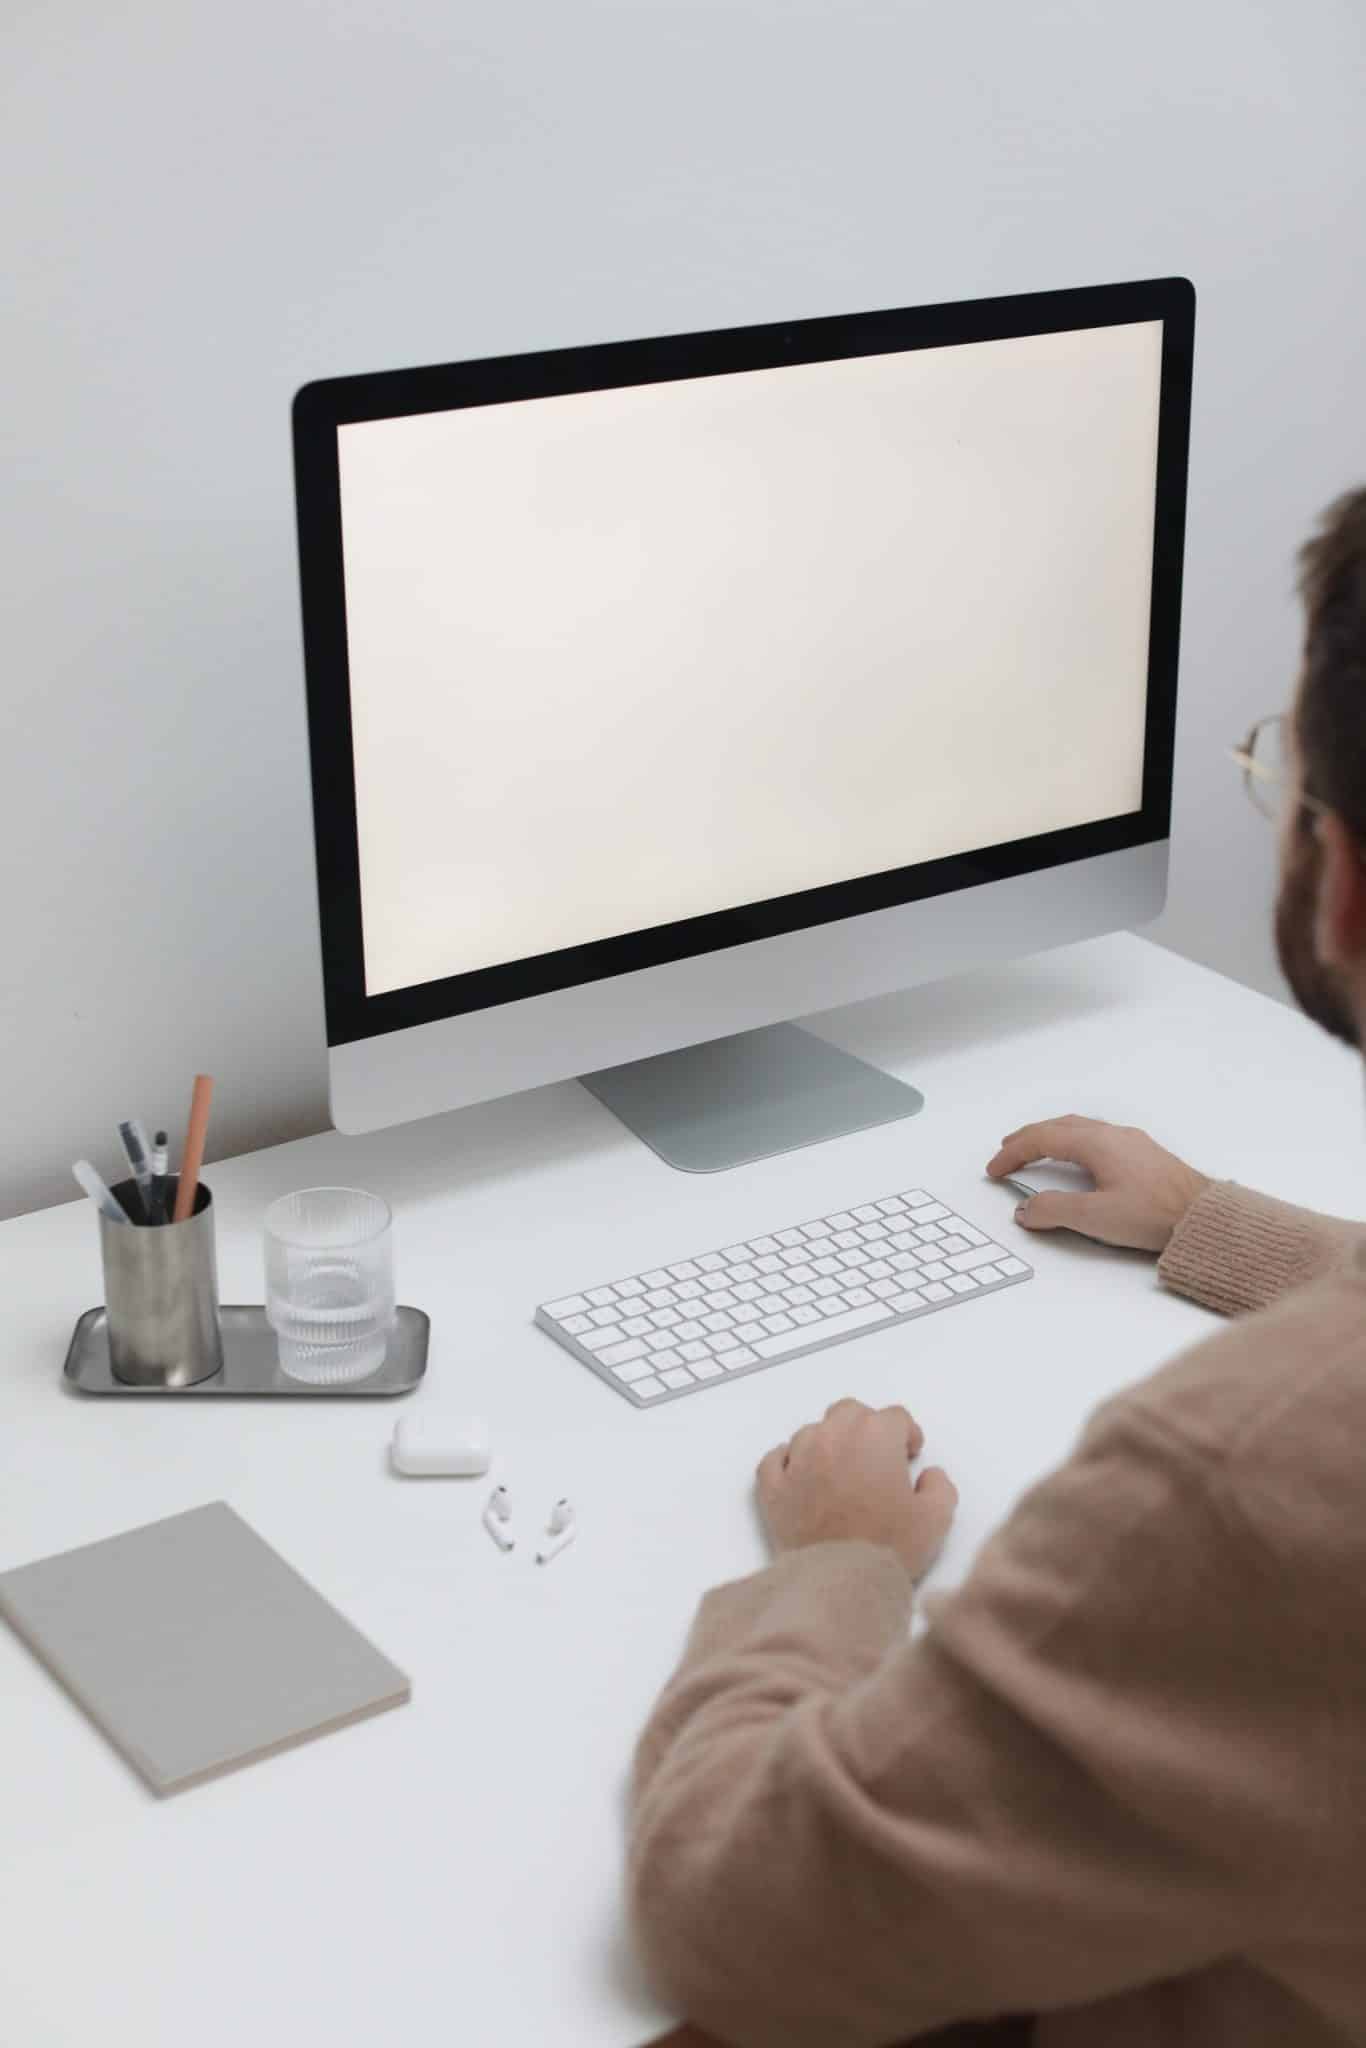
[{"x1": 1275, "y1": 815, "x2": 1360, "y2": 1048}]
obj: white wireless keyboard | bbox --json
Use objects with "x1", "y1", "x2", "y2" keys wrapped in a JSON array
[{"x1": 535, "y1": 1186, "x2": 1032, "y2": 1407}]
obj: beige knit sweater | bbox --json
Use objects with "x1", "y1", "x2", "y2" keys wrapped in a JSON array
[{"x1": 627, "y1": 1183, "x2": 1366, "y2": 2048}]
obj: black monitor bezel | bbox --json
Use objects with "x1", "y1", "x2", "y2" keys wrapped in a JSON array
[{"x1": 293, "y1": 276, "x2": 1193, "y2": 1049}]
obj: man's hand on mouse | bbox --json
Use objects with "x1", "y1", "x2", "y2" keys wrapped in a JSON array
[
  {"x1": 986, "y1": 1114, "x2": 1211, "y2": 1253},
  {"x1": 757, "y1": 1398, "x2": 957, "y2": 1581}
]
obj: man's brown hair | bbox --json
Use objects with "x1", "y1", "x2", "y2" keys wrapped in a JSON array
[{"x1": 1296, "y1": 487, "x2": 1366, "y2": 838}]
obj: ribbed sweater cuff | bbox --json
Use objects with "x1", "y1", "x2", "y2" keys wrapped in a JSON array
[
  {"x1": 1157, "y1": 1179, "x2": 1356, "y2": 1317},
  {"x1": 682, "y1": 1540, "x2": 914, "y2": 1673},
  {"x1": 632, "y1": 1543, "x2": 913, "y2": 1801}
]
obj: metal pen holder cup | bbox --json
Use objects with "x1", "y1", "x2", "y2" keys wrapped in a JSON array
[{"x1": 99, "y1": 1179, "x2": 224, "y2": 1388}]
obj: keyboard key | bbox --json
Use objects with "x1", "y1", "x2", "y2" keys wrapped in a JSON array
[
  {"x1": 661, "y1": 1366, "x2": 695, "y2": 1389},
  {"x1": 621, "y1": 1316, "x2": 652, "y2": 1337},
  {"x1": 728, "y1": 1261, "x2": 759, "y2": 1283},
  {"x1": 916, "y1": 1223, "x2": 945, "y2": 1242},
  {"x1": 722, "y1": 1345, "x2": 758, "y2": 1368},
  {"x1": 812, "y1": 1256, "x2": 842, "y2": 1276},
  {"x1": 888, "y1": 1288, "x2": 928, "y2": 1313},
  {"x1": 697, "y1": 1252, "x2": 726, "y2": 1273},
  {"x1": 947, "y1": 1274, "x2": 977, "y2": 1294},
  {"x1": 799, "y1": 1223, "x2": 831, "y2": 1243},
  {"x1": 886, "y1": 1231, "x2": 916, "y2": 1252},
  {"x1": 650, "y1": 1346, "x2": 683, "y2": 1369},
  {"x1": 755, "y1": 1295, "x2": 787, "y2": 1318},
  {"x1": 708, "y1": 1287, "x2": 738, "y2": 1310},
  {"x1": 864, "y1": 1259, "x2": 893, "y2": 1280},
  {"x1": 919, "y1": 1261, "x2": 951, "y2": 1281},
  {"x1": 611, "y1": 1356, "x2": 656, "y2": 1382},
  {"x1": 601, "y1": 1338, "x2": 646, "y2": 1367},
  {"x1": 812, "y1": 1276, "x2": 842, "y2": 1298},
  {"x1": 937, "y1": 1235, "x2": 969, "y2": 1256},
  {"x1": 958, "y1": 1225, "x2": 988, "y2": 1246},
  {"x1": 832, "y1": 1230, "x2": 860, "y2": 1249},
  {"x1": 776, "y1": 1228, "x2": 805, "y2": 1247},
  {"x1": 705, "y1": 1332, "x2": 739, "y2": 1354},
  {"x1": 838, "y1": 1250, "x2": 867, "y2": 1270},
  {"x1": 921, "y1": 1281, "x2": 952, "y2": 1302},
  {"x1": 974, "y1": 1264, "x2": 1004, "y2": 1284},
  {"x1": 785, "y1": 1285, "x2": 817, "y2": 1305},
  {"x1": 721, "y1": 1246, "x2": 750, "y2": 1263},
  {"x1": 762, "y1": 1313, "x2": 796, "y2": 1334},
  {"x1": 692, "y1": 1357, "x2": 725, "y2": 1379},
  {"x1": 589, "y1": 1307, "x2": 620, "y2": 1327},
  {"x1": 650, "y1": 1307, "x2": 681, "y2": 1329},
  {"x1": 754, "y1": 1301, "x2": 891, "y2": 1356},
  {"x1": 632, "y1": 1375, "x2": 666, "y2": 1399},
  {"x1": 754, "y1": 1253, "x2": 784, "y2": 1275},
  {"x1": 669, "y1": 1260, "x2": 701, "y2": 1280},
  {"x1": 791, "y1": 1305, "x2": 822, "y2": 1325},
  {"x1": 876, "y1": 1197, "x2": 906, "y2": 1215},
  {"x1": 856, "y1": 1222, "x2": 886, "y2": 1243},
  {"x1": 869, "y1": 1279, "x2": 901, "y2": 1299},
  {"x1": 748, "y1": 1236, "x2": 780, "y2": 1255},
  {"x1": 733, "y1": 1280, "x2": 763, "y2": 1303},
  {"x1": 702, "y1": 1312, "x2": 735, "y2": 1334},
  {"x1": 778, "y1": 1247, "x2": 808, "y2": 1267},
  {"x1": 902, "y1": 1190, "x2": 931, "y2": 1208},
  {"x1": 844, "y1": 1286, "x2": 875, "y2": 1307},
  {"x1": 852, "y1": 1205, "x2": 880, "y2": 1223},
  {"x1": 581, "y1": 1328, "x2": 624, "y2": 1353},
  {"x1": 998, "y1": 1257, "x2": 1029, "y2": 1276},
  {"x1": 678, "y1": 1340, "x2": 710, "y2": 1363},
  {"x1": 644, "y1": 1287, "x2": 676, "y2": 1309},
  {"x1": 560, "y1": 1314, "x2": 591, "y2": 1335},
  {"x1": 947, "y1": 1245, "x2": 1008, "y2": 1273},
  {"x1": 818, "y1": 1297, "x2": 849, "y2": 1318},
  {"x1": 916, "y1": 1203, "x2": 950, "y2": 1222},
  {"x1": 674, "y1": 1320, "x2": 706, "y2": 1342},
  {"x1": 674, "y1": 1278, "x2": 703, "y2": 1300},
  {"x1": 546, "y1": 1294, "x2": 589, "y2": 1319},
  {"x1": 646, "y1": 1330, "x2": 676, "y2": 1352},
  {"x1": 616, "y1": 1277, "x2": 645, "y2": 1298},
  {"x1": 889, "y1": 1249, "x2": 920, "y2": 1272},
  {"x1": 785, "y1": 1262, "x2": 815, "y2": 1284},
  {"x1": 828, "y1": 1212, "x2": 856, "y2": 1230},
  {"x1": 735, "y1": 1321, "x2": 766, "y2": 1345},
  {"x1": 642, "y1": 1269, "x2": 672, "y2": 1289}
]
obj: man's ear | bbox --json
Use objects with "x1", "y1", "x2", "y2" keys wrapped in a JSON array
[{"x1": 1312, "y1": 811, "x2": 1366, "y2": 969}]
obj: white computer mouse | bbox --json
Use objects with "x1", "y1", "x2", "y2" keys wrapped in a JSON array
[{"x1": 1000, "y1": 1159, "x2": 1096, "y2": 1201}]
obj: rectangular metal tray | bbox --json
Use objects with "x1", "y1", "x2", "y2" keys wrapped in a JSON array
[{"x1": 64, "y1": 1305, "x2": 429, "y2": 1398}]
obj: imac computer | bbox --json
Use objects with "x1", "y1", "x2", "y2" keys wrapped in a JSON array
[{"x1": 292, "y1": 277, "x2": 1192, "y2": 1172}]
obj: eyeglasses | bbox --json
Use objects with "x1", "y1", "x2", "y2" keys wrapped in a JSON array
[{"x1": 1231, "y1": 714, "x2": 1331, "y2": 823}]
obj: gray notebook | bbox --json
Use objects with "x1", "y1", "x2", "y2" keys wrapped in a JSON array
[{"x1": 0, "y1": 1501, "x2": 410, "y2": 1795}]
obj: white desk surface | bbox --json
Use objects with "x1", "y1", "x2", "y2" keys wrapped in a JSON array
[{"x1": 1, "y1": 932, "x2": 1359, "y2": 2047}]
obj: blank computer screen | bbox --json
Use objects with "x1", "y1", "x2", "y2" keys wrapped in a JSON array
[{"x1": 336, "y1": 320, "x2": 1162, "y2": 998}]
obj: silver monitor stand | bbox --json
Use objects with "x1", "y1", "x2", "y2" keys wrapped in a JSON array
[{"x1": 580, "y1": 1021, "x2": 924, "y2": 1174}]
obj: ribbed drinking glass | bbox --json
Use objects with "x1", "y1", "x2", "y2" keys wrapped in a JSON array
[{"x1": 264, "y1": 1187, "x2": 394, "y2": 1384}]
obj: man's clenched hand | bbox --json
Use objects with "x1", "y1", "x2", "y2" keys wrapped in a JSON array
[{"x1": 757, "y1": 1398, "x2": 957, "y2": 1581}]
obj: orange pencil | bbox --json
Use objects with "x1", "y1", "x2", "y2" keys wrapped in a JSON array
[{"x1": 172, "y1": 1074, "x2": 215, "y2": 1224}]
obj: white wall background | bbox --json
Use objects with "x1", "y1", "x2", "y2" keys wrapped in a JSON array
[{"x1": 3, "y1": 0, "x2": 1364, "y2": 1220}]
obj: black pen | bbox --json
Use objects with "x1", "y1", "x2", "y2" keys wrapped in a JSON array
[
  {"x1": 117, "y1": 1119, "x2": 156, "y2": 1223},
  {"x1": 150, "y1": 1129, "x2": 170, "y2": 1224}
]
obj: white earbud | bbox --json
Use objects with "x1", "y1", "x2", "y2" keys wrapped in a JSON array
[
  {"x1": 483, "y1": 1485, "x2": 514, "y2": 1552},
  {"x1": 537, "y1": 1499, "x2": 576, "y2": 1565}
]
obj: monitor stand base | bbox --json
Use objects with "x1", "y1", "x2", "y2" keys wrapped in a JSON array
[{"x1": 580, "y1": 1022, "x2": 925, "y2": 1174}]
